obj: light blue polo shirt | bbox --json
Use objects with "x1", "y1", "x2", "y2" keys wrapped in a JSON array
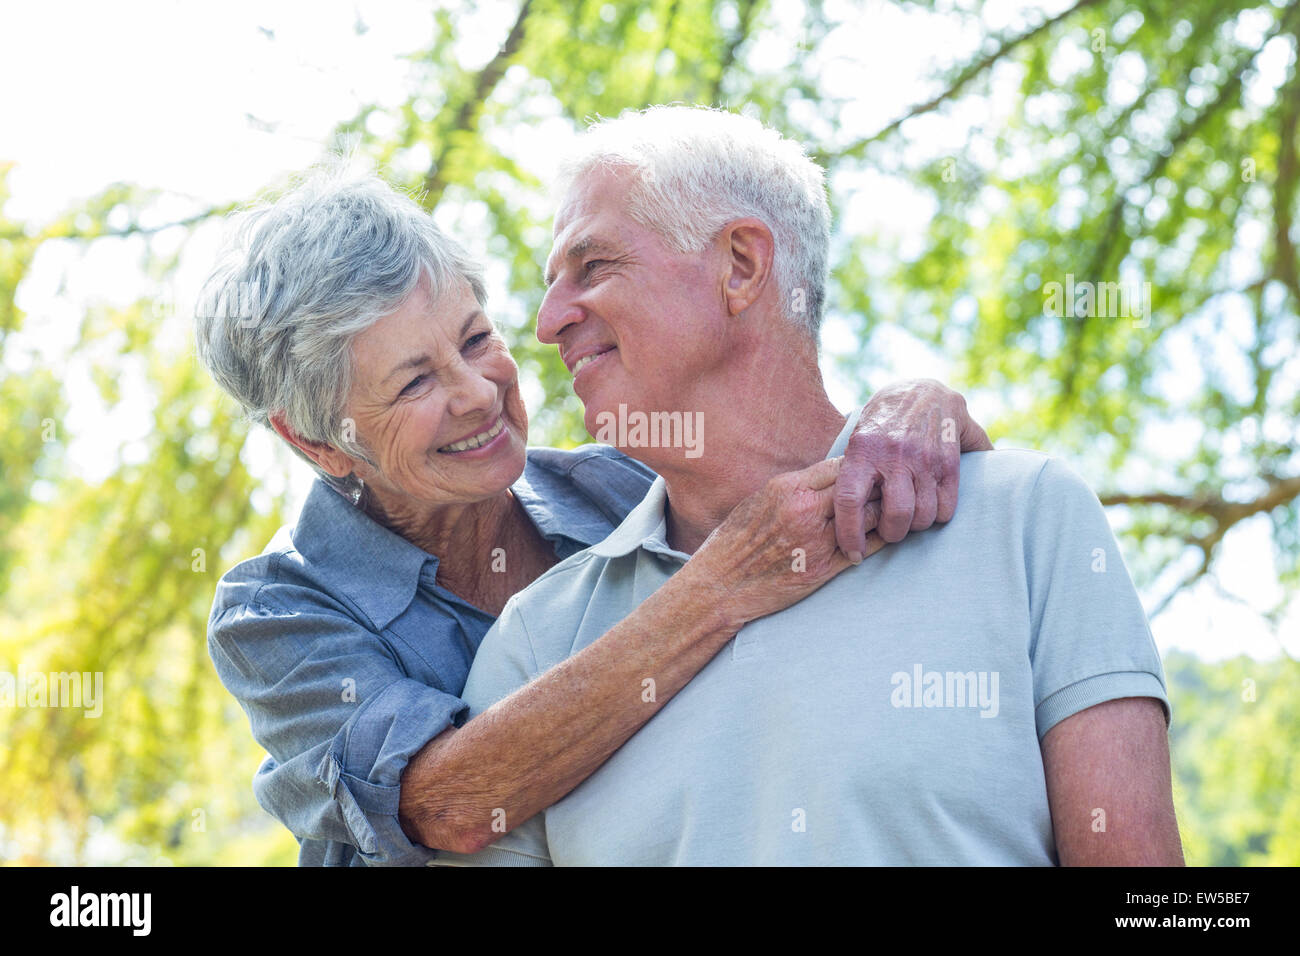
[{"x1": 439, "y1": 410, "x2": 1171, "y2": 866}]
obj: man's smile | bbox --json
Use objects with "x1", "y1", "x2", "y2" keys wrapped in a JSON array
[{"x1": 565, "y1": 344, "x2": 617, "y2": 376}]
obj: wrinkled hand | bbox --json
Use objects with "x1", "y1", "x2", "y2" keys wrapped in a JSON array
[
  {"x1": 834, "y1": 378, "x2": 993, "y2": 556},
  {"x1": 685, "y1": 457, "x2": 885, "y2": 629}
]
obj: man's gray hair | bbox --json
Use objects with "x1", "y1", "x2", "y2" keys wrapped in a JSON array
[
  {"x1": 194, "y1": 167, "x2": 486, "y2": 501},
  {"x1": 556, "y1": 105, "x2": 831, "y2": 338}
]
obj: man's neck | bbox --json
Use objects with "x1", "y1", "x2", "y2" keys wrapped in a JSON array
[{"x1": 646, "y1": 353, "x2": 848, "y2": 554}]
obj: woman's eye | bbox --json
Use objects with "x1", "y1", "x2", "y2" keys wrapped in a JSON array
[
  {"x1": 465, "y1": 332, "x2": 490, "y2": 350},
  {"x1": 400, "y1": 375, "x2": 425, "y2": 396}
]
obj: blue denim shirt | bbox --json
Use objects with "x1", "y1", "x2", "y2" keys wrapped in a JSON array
[{"x1": 206, "y1": 445, "x2": 656, "y2": 866}]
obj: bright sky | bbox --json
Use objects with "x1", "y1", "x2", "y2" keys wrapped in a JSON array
[{"x1": 2, "y1": 0, "x2": 1295, "y2": 662}]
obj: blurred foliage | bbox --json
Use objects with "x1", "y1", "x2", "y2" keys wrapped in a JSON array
[
  {"x1": 1165, "y1": 651, "x2": 1300, "y2": 864},
  {"x1": 846, "y1": 0, "x2": 1300, "y2": 616},
  {"x1": 0, "y1": 0, "x2": 1295, "y2": 864}
]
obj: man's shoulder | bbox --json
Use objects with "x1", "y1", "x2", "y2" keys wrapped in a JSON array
[
  {"x1": 956, "y1": 448, "x2": 1100, "y2": 511},
  {"x1": 463, "y1": 547, "x2": 623, "y2": 711},
  {"x1": 507, "y1": 543, "x2": 619, "y2": 623},
  {"x1": 956, "y1": 447, "x2": 1050, "y2": 487}
]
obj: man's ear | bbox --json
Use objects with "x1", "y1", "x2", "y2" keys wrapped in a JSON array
[
  {"x1": 268, "y1": 411, "x2": 357, "y2": 478},
  {"x1": 719, "y1": 218, "x2": 776, "y2": 318}
]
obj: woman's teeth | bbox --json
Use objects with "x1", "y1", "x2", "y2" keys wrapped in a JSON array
[{"x1": 439, "y1": 416, "x2": 504, "y2": 452}]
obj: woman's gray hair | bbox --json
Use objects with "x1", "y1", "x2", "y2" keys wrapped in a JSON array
[
  {"x1": 194, "y1": 166, "x2": 486, "y2": 501},
  {"x1": 556, "y1": 105, "x2": 831, "y2": 339}
]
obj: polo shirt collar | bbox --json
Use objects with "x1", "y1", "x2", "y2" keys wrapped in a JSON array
[
  {"x1": 829, "y1": 404, "x2": 865, "y2": 457},
  {"x1": 589, "y1": 476, "x2": 673, "y2": 559}
]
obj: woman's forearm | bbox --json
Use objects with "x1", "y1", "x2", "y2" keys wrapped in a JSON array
[
  {"x1": 398, "y1": 456, "x2": 869, "y2": 855},
  {"x1": 397, "y1": 557, "x2": 741, "y2": 854}
]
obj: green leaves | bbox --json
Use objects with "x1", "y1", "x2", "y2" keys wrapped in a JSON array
[
  {"x1": 1, "y1": 0, "x2": 1294, "y2": 865},
  {"x1": 1165, "y1": 651, "x2": 1300, "y2": 865}
]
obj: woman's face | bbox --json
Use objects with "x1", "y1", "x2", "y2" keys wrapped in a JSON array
[{"x1": 342, "y1": 274, "x2": 529, "y2": 510}]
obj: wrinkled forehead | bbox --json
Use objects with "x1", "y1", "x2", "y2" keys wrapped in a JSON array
[
  {"x1": 545, "y1": 167, "x2": 637, "y2": 277},
  {"x1": 548, "y1": 184, "x2": 586, "y2": 244},
  {"x1": 552, "y1": 165, "x2": 629, "y2": 233}
]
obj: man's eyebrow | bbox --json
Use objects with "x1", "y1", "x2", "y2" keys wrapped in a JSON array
[
  {"x1": 381, "y1": 310, "x2": 483, "y2": 385},
  {"x1": 544, "y1": 235, "x2": 618, "y2": 287}
]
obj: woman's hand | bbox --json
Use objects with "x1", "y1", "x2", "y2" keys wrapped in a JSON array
[
  {"x1": 836, "y1": 378, "x2": 994, "y2": 556},
  {"x1": 681, "y1": 456, "x2": 885, "y2": 630}
]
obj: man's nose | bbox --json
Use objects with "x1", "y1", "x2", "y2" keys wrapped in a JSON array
[{"x1": 536, "y1": 283, "x2": 582, "y2": 345}]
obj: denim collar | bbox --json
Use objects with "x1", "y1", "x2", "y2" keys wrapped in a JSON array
[
  {"x1": 290, "y1": 479, "x2": 437, "y2": 630},
  {"x1": 288, "y1": 455, "x2": 618, "y2": 630}
]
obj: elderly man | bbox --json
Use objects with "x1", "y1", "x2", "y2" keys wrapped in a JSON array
[{"x1": 438, "y1": 106, "x2": 1183, "y2": 866}]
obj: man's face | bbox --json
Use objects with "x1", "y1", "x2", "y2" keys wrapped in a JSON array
[
  {"x1": 537, "y1": 167, "x2": 730, "y2": 437},
  {"x1": 343, "y1": 275, "x2": 529, "y2": 508}
]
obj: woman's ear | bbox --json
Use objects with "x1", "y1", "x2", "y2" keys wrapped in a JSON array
[
  {"x1": 720, "y1": 218, "x2": 776, "y2": 317},
  {"x1": 268, "y1": 411, "x2": 356, "y2": 478}
]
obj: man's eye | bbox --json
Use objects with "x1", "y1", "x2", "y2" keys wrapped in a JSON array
[{"x1": 584, "y1": 259, "x2": 610, "y2": 275}]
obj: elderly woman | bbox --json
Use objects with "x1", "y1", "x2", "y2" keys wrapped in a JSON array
[{"x1": 195, "y1": 168, "x2": 990, "y2": 866}]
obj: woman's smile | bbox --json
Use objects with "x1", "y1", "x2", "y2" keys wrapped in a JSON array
[{"x1": 437, "y1": 413, "x2": 507, "y2": 455}]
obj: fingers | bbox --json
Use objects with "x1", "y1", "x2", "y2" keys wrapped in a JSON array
[
  {"x1": 823, "y1": 544, "x2": 854, "y2": 577},
  {"x1": 775, "y1": 458, "x2": 843, "y2": 531},
  {"x1": 910, "y1": 472, "x2": 939, "y2": 531},
  {"x1": 936, "y1": 474, "x2": 958, "y2": 524},
  {"x1": 877, "y1": 470, "x2": 916, "y2": 543},
  {"x1": 833, "y1": 449, "x2": 879, "y2": 560},
  {"x1": 797, "y1": 454, "x2": 843, "y2": 492},
  {"x1": 961, "y1": 416, "x2": 994, "y2": 452},
  {"x1": 860, "y1": 529, "x2": 886, "y2": 560},
  {"x1": 862, "y1": 498, "x2": 881, "y2": 534}
]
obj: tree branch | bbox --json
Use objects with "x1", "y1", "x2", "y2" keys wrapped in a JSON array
[
  {"x1": 1271, "y1": 26, "x2": 1300, "y2": 305},
  {"x1": 829, "y1": 0, "x2": 1103, "y2": 160},
  {"x1": 0, "y1": 204, "x2": 235, "y2": 243},
  {"x1": 709, "y1": 0, "x2": 760, "y2": 105},
  {"x1": 1101, "y1": 474, "x2": 1300, "y2": 524},
  {"x1": 1078, "y1": 13, "x2": 1289, "y2": 285},
  {"x1": 1103, "y1": 473, "x2": 1300, "y2": 617},
  {"x1": 642, "y1": 0, "x2": 681, "y2": 105},
  {"x1": 1146, "y1": 558, "x2": 1208, "y2": 620},
  {"x1": 421, "y1": 0, "x2": 535, "y2": 207},
  {"x1": 1060, "y1": 0, "x2": 1300, "y2": 402}
]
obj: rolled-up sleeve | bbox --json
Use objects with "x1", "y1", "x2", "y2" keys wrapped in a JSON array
[
  {"x1": 209, "y1": 595, "x2": 467, "y2": 866},
  {"x1": 1023, "y1": 457, "x2": 1172, "y2": 740}
]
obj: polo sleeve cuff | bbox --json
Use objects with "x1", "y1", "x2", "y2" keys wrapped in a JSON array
[
  {"x1": 315, "y1": 678, "x2": 469, "y2": 866},
  {"x1": 1035, "y1": 670, "x2": 1171, "y2": 741}
]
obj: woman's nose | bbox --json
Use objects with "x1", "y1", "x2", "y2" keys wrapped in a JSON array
[{"x1": 445, "y1": 359, "x2": 498, "y2": 418}]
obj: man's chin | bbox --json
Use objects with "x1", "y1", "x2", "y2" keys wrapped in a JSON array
[{"x1": 582, "y1": 399, "x2": 628, "y2": 447}]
